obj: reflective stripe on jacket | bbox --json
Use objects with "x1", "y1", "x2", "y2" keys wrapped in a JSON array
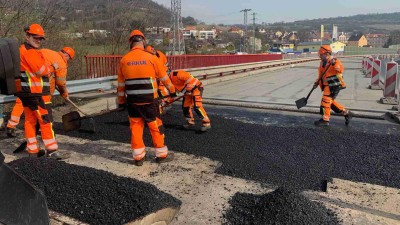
[
  {"x1": 169, "y1": 70, "x2": 202, "y2": 92},
  {"x1": 316, "y1": 57, "x2": 345, "y2": 89},
  {"x1": 117, "y1": 46, "x2": 175, "y2": 104},
  {"x1": 40, "y1": 49, "x2": 69, "y2": 97},
  {"x1": 16, "y1": 43, "x2": 53, "y2": 96}
]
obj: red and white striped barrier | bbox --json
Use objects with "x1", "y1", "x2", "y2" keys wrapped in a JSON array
[
  {"x1": 383, "y1": 61, "x2": 398, "y2": 98},
  {"x1": 370, "y1": 58, "x2": 381, "y2": 89},
  {"x1": 366, "y1": 57, "x2": 373, "y2": 78}
]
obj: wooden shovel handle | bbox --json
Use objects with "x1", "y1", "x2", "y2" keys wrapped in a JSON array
[{"x1": 65, "y1": 98, "x2": 89, "y2": 117}]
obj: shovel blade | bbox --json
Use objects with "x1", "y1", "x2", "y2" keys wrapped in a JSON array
[
  {"x1": 295, "y1": 97, "x2": 308, "y2": 109},
  {"x1": 62, "y1": 111, "x2": 81, "y2": 131}
]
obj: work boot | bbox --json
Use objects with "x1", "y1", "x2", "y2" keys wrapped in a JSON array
[
  {"x1": 156, "y1": 152, "x2": 174, "y2": 164},
  {"x1": 37, "y1": 149, "x2": 47, "y2": 158},
  {"x1": 6, "y1": 127, "x2": 16, "y2": 138},
  {"x1": 28, "y1": 152, "x2": 39, "y2": 158},
  {"x1": 314, "y1": 119, "x2": 329, "y2": 126},
  {"x1": 200, "y1": 123, "x2": 211, "y2": 132},
  {"x1": 134, "y1": 157, "x2": 146, "y2": 166},
  {"x1": 28, "y1": 150, "x2": 45, "y2": 158},
  {"x1": 343, "y1": 110, "x2": 353, "y2": 126},
  {"x1": 46, "y1": 150, "x2": 70, "y2": 160},
  {"x1": 183, "y1": 123, "x2": 195, "y2": 130}
]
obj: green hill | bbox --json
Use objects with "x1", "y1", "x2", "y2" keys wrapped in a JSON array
[{"x1": 268, "y1": 12, "x2": 400, "y2": 33}]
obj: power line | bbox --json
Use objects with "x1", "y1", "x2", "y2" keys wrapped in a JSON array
[
  {"x1": 240, "y1": 8, "x2": 251, "y2": 52},
  {"x1": 251, "y1": 12, "x2": 257, "y2": 54},
  {"x1": 170, "y1": 0, "x2": 185, "y2": 68}
]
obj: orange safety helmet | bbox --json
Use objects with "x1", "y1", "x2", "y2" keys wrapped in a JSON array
[
  {"x1": 319, "y1": 45, "x2": 332, "y2": 55},
  {"x1": 129, "y1": 29, "x2": 145, "y2": 42},
  {"x1": 24, "y1": 23, "x2": 45, "y2": 38},
  {"x1": 61, "y1": 47, "x2": 75, "y2": 60}
]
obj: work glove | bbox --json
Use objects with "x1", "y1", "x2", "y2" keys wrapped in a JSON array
[
  {"x1": 169, "y1": 92, "x2": 177, "y2": 98},
  {"x1": 185, "y1": 85, "x2": 194, "y2": 92},
  {"x1": 51, "y1": 61, "x2": 59, "y2": 70},
  {"x1": 118, "y1": 103, "x2": 126, "y2": 112},
  {"x1": 64, "y1": 96, "x2": 71, "y2": 102}
]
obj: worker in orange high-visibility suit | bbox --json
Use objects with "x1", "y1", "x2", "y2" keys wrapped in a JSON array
[
  {"x1": 117, "y1": 30, "x2": 176, "y2": 166},
  {"x1": 313, "y1": 45, "x2": 352, "y2": 126},
  {"x1": 145, "y1": 45, "x2": 171, "y2": 114},
  {"x1": 6, "y1": 47, "x2": 74, "y2": 137},
  {"x1": 15, "y1": 24, "x2": 68, "y2": 159},
  {"x1": 169, "y1": 70, "x2": 211, "y2": 131},
  {"x1": 40, "y1": 47, "x2": 75, "y2": 121}
]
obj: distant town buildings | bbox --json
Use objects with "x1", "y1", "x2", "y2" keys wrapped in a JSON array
[
  {"x1": 347, "y1": 34, "x2": 368, "y2": 47},
  {"x1": 337, "y1": 32, "x2": 351, "y2": 44},
  {"x1": 365, "y1": 34, "x2": 389, "y2": 48}
]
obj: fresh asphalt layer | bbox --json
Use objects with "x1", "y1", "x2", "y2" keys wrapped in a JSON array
[{"x1": 53, "y1": 103, "x2": 400, "y2": 191}]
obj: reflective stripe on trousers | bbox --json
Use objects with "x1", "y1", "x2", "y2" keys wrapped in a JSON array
[{"x1": 132, "y1": 147, "x2": 146, "y2": 161}]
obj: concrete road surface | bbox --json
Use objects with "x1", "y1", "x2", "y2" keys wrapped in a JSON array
[{"x1": 204, "y1": 58, "x2": 397, "y2": 118}]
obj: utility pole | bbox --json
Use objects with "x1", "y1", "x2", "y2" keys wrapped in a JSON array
[
  {"x1": 170, "y1": 0, "x2": 185, "y2": 69},
  {"x1": 240, "y1": 8, "x2": 251, "y2": 53},
  {"x1": 252, "y1": 12, "x2": 256, "y2": 54}
]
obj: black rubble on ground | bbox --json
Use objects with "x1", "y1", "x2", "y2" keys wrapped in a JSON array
[
  {"x1": 223, "y1": 187, "x2": 341, "y2": 225},
  {"x1": 54, "y1": 105, "x2": 400, "y2": 191},
  {"x1": 8, "y1": 157, "x2": 181, "y2": 225}
]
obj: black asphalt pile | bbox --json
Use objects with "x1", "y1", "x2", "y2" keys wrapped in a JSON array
[
  {"x1": 54, "y1": 105, "x2": 400, "y2": 191},
  {"x1": 8, "y1": 157, "x2": 181, "y2": 225},
  {"x1": 223, "y1": 187, "x2": 340, "y2": 225}
]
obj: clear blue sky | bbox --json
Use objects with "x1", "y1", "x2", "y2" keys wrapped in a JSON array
[{"x1": 153, "y1": 0, "x2": 400, "y2": 24}]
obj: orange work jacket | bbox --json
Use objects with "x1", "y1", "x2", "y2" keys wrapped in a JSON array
[
  {"x1": 40, "y1": 49, "x2": 69, "y2": 98},
  {"x1": 169, "y1": 70, "x2": 202, "y2": 92},
  {"x1": 117, "y1": 46, "x2": 175, "y2": 104},
  {"x1": 316, "y1": 56, "x2": 346, "y2": 89},
  {"x1": 16, "y1": 43, "x2": 54, "y2": 96}
]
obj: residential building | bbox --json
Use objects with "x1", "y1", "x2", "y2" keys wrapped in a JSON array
[
  {"x1": 347, "y1": 34, "x2": 368, "y2": 47},
  {"x1": 296, "y1": 41, "x2": 346, "y2": 53},
  {"x1": 365, "y1": 34, "x2": 389, "y2": 48},
  {"x1": 228, "y1": 27, "x2": 244, "y2": 36},
  {"x1": 248, "y1": 36, "x2": 262, "y2": 53},
  {"x1": 338, "y1": 32, "x2": 351, "y2": 44},
  {"x1": 182, "y1": 26, "x2": 217, "y2": 40}
]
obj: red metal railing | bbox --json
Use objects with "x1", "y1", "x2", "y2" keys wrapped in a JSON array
[{"x1": 85, "y1": 54, "x2": 283, "y2": 78}]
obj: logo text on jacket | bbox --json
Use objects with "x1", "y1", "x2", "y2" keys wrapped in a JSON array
[{"x1": 127, "y1": 60, "x2": 147, "y2": 66}]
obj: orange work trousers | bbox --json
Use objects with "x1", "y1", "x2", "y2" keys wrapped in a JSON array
[
  {"x1": 7, "y1": 95, "x2": 53, "y2": 129},
  {"x1": 7, "y1": 97, "x2": 24, "y2": 129},
  {"x1": 20, "y1": 96, "x2": 58, "y2": 154},
  {"x1": 127, "y1": 101, "x2": 168, "y2": 160},
  {"x1": 320, "y1": 86, "x2": 345, "y2": 121},
  {"x1": 182, "y1": 87, "x2": 210, "y2": 125}
]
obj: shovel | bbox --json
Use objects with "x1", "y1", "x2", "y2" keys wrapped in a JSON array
[
  {"x1": 161, "y1": 93, "x2": 185, "y2": 111},
  {"x1": 295, "y1": 86, "x2": 317, "y2": 109},
  {"x1": 63, "y1": 98, "x2": 96, "y2": 132}
]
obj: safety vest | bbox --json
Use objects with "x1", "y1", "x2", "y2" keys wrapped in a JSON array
[
  {"x1": 16, "y1": 43, "x2": 52, "y2": 96},
  {"x1": 40, "y1": 48, "x2": 68, "y2": 97},
  {"x1": 117, "y1": 47, "x2": 174, "y2": 104},
  {"x1": 169, "y1": 70, "x2": 202, "y2": 92},
  {"x1": 318, "y1": 57, "x2": 345, "y2": 89}
]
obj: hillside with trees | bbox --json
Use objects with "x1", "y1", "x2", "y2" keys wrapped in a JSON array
[{"x1": 267, "y1": 12, "x2": 400, "y2": 33}]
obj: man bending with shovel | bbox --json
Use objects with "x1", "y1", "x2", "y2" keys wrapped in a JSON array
[{"x1": 313, "y1": 45, "x2": 352, "y2": 126}]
